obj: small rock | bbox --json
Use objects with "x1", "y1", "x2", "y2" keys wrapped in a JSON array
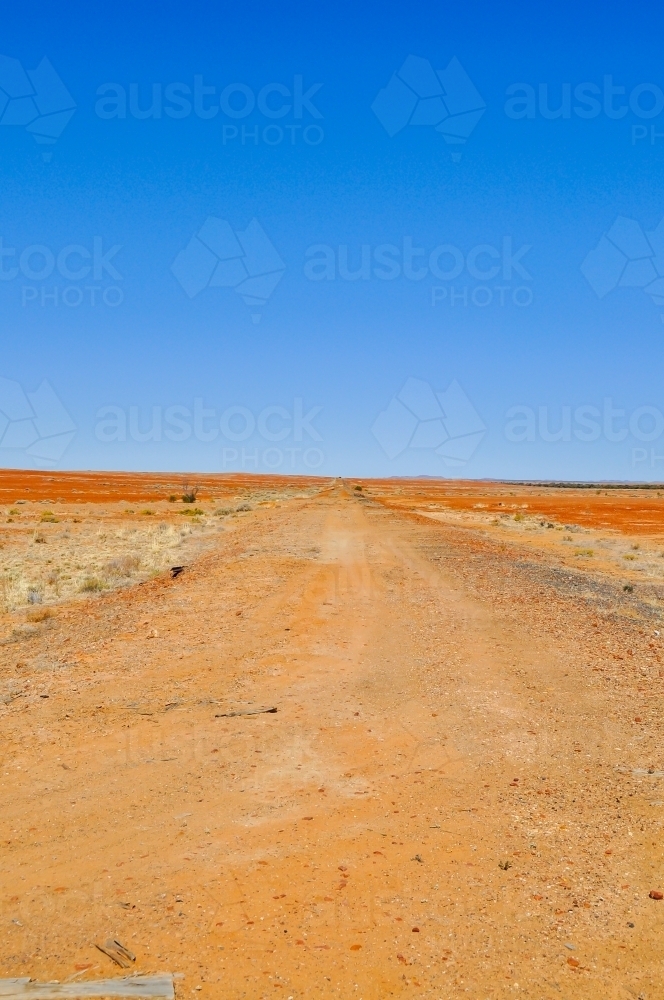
[{"x1": 649, "y1": 890, "x2": 663, "y2": 900}]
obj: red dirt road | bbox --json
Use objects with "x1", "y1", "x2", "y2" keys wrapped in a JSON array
[{"x1": 2, "y1": 476, "x2": 664, "y2": 998}]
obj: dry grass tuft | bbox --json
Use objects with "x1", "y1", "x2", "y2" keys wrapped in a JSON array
[
  {"x1": 26, "y1": 606, "x2": 55, "y2": 623},
  {"x1": 104, "y1": 554, "x2": 141, "y2": 577}
]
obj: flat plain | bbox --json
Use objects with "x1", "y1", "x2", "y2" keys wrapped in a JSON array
[{"x1": 2, "y1": 471, "x2": 664, "y2": 999}]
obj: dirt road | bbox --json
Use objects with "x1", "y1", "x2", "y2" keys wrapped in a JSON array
[{"x1": 2, "y1": 481, "x2": 663, "y2": 998}]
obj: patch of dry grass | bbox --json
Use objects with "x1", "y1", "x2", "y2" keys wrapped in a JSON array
[
  {"x1": 0, "y1": 513, "x2": 201, "y2": 611},
  {"x1": 0, "y1": 485, "x2": 304, "y2": 615}
]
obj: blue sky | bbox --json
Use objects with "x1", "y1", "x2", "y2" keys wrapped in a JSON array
[{"x1": 1, "y1": 0, "x2": 664, "y2": 480}]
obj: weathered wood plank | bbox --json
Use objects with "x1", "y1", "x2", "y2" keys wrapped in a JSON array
[{"x1": 0, "y1": 975, "x2": 174, "y2": 999}]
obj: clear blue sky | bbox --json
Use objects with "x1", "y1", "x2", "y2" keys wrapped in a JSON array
[{"x1": 1, "y1": 0, "x2": 663, "y2": 480}]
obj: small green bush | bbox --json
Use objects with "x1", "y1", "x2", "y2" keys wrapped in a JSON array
[{"x1": 182, "y1": 483, "x2": 199, "y2": 503}]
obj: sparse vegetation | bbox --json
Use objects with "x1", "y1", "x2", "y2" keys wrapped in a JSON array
[
  {"x1": 180, "y1": 508, "x2": 205, "y2": 516},
  {"x1": 40, "y1": 511, "x2": 59, "y2": 523},
  {"x1": 79, "y1": 577, "x2": 107, "y2": 592}
]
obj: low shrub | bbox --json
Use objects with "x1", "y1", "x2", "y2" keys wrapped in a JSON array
[{"x1": 182, "y1": 482, "x2": 199, "y2": 503}]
